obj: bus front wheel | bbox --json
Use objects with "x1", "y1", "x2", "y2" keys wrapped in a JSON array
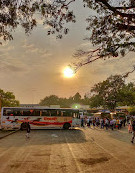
[
  {"x1": 63, "y1": 123, "x2": 71, "y2": 130},
  {"x1": 20, "y1": 123, "x2": 27, "y2": 130}
]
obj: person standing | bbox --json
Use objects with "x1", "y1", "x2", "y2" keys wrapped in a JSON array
[
  {"x1": 123, "y1": 118, "x2": 126, "y2": 127},
  {"x1": 131, "y1": 120, "x2": 135, "y2": 143},
  {"x1": 80, "y1": 113, "x2": 84, "y2": 127},
  {"x1": 105, "y1": 118, "x2": 109, "y2": 130},
  {"x1": 93, "y1": 118, "x2": 96, "y2": 129},
  {"x1": 87, "y1": 117, "x2": 90, "y2": 127},
  {"x1": 26, "y1": 122, "x2": 31, "y2": 138},
  {"x1": 113, "y1": 118, "x2": 116, "y2": 128},
  {"x1": 100, "y1": 118, "x2": 104, "y2": 129},
  {"x1": 110, "y1": 119, "x2": 114, "y2": 130},
  {"x1": 117, "y1": 119, "x2": 120, "y2": 130},
  {"x1": 128, "y1": 123, "x2": 132, "y2": 133}
]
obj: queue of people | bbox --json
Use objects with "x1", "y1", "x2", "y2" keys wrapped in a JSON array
[
  {"x1": 81, "y1": 117, "x2": 126, "y2": 130},
  {"x1": 80, "y1": 116, "x2": 135, "y2": 143}
]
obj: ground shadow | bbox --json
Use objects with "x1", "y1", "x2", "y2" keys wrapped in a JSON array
[{"x1": 0, "y1": 128, "x2": 86, "y2": 148}]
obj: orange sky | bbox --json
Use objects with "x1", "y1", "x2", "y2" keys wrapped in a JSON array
[{"x1": 0, "y1": 0, "x2": 135, "y2": 104}]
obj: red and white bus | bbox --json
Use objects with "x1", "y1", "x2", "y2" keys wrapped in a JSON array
[{"x1": 1, "y1": 107, "x2": 81, "y2": 130}]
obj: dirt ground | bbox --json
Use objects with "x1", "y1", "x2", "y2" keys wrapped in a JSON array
[{"x1": 0, "y1": 127, "x2": 135, "y2": 173}]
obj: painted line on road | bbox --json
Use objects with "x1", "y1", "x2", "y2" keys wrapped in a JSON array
[{"x1": 65, "y1": 136, "x2": 82, "y2": 173}]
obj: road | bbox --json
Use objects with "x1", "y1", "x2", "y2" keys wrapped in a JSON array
[{"x1": 0, "y1": 127, "x2": 135, "y2": 173}]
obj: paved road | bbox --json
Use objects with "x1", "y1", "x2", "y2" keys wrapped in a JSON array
[
  {"x1": 0, "y1": 130, "x2": 17, "y2": 139},
  {"x1": 0, "y1": 127, "x2": 135, "y2": 173}
]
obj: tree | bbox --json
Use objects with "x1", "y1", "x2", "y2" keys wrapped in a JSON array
[
  {"x1": 2, "y1": 0, "x2": 135, "y2": 71},
  {"x1": 0, "y1": 89, "x2": 19, "y2": 107},
  {"x1": 72, "y1": 92, "x2": 81, "y2": 102},
  {"x1": 89, "y1": 95, "x2": 103, "y2": 108},
  {"x1": 89, "y1": 75, "x2": 135, "y2": 110},
  {"x1": 39, "y1": 95, "x2": 60, "y2": 106},
  {"x1": 0, "y1": 0, "x2": 76, "y2": 44},
  {"x1": 89, "y1": 75, "x2": 126, "y2": 110},
  {"x1": 73, "y1": 0, "x2": 135, "y2": 69},
  {"x1": 82, "y1": 94, "x2": 91, "y2": 105},
  {"x1": 58, "y1": 97, "x2": 73, "y2": 108},
  {"x1": 39, "y1": 93, "x2": 85, "y2": 107},
  {"x1": 128, "y1": 106, "x2": 135, "y2": 116},
  {"x1": 118, "y1": 82, "x2": 135, "y2": 106}
]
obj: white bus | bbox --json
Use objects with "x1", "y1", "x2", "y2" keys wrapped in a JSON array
[{"x1": 1, "y1": 107, "x2": 81, "y2": 130}]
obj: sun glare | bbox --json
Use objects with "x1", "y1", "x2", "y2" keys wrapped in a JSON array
[{"x1": 63, "y1": 66, "x2": 75, "y2": 78}]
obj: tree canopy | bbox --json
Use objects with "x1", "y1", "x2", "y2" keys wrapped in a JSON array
[
  {"x1": 89, "y1": 75, "x2": 135, "y2": 110},
  {"x1": 74, "y1": 0, "x2": 135, "y2": 69},
  {"x1": 39, "y1": 92, "x2": 90, "y2": 108},
  {"x1": 128, "y1": 106, "x2": 135, "y2": 116},
  {"x1": 0, "y1": 0, "x2": 76, "y2": 44},
  {"x1": 1, "y1": 0, "x2": 135, "y2": 70},
  {"x1": 0, "y1": 89, "x2": 19, "y2": 107}
]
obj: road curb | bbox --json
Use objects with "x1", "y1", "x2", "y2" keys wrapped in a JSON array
[{"x1": 0, "y1": 130, "x2": 19, "y2": 139}]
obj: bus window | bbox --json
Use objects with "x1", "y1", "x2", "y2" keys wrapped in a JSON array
[
  {"x1": 6, "y1": 109, "x2": 23, "y2": 116},
  {"x1": 41, "y1": 110, "x2": 51, "y2": 116},
  {"x1": 15, "y1": 110, "x2": 22, "y2": 116},
  {"x1": 22, "y1": 110, "x2": 31, "y2": 116},
  {"x1": 56, "y1": 111, "x2": 61, "y2": 116},
  {"x1": 18, "y1": 110, "x2": 23, "y2": 116},
  {"x1": 3, "y1": 109, "x2": 14, "y2": 116},
  {"x1": 13, "y1": 109, "x2": 20, "y2": 116},
  {"x1": 62, "y1": 111, "x2": 72, "y2": 117},
  {"x1": 50, "y1": 110, "x2": 57, "y2": 116},
  {"x1": 29, "y1": 110, "x2": 40, "y2": 116},
  {"x1": 3, "y1": 109, "x2": 7, "y2": 116}
]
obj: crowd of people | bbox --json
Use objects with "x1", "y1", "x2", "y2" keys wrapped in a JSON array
[{"x1": 80, "y1": 115, "x2": 135, "y2": 143}]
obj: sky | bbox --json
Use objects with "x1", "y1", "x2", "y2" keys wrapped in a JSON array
[{"x1": 0, "y1": 0, "x2": 135, "y2": 104}]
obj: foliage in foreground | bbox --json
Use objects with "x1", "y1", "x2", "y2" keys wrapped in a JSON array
[
  {"x1": 74, "y1": 0, "x2": 135, "y2": 69},
  {"x1": 1, "y1": 0, "x2": 135, "y2": 68},
  {"x1": 0, "y1": 0, "x2": 75, "y2": 44}
]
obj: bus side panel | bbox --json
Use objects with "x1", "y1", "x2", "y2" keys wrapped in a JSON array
[{"x1": 1, "y1": 116, "x2": 72, "y2": 129}]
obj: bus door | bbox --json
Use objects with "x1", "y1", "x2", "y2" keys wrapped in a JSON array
[{"x1": 72, "y1": 112, "x2": 81, "y2": 127}]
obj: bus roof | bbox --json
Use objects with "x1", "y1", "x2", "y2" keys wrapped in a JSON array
[{"x1": 2, "y1": 107, "x2": 79, "y2": 111}]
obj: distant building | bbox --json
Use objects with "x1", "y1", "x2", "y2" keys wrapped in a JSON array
[
  {"x1": 20, "y1": 104, "x2": 49, "y2": 108},
  {"x1": 50, "y1": 105, "x2": 60, "y2": 108},
  {"x1": 20, "y1": 104, "x2": 58, "y2": 108},
  {"x1": 80, "y1": 105, "x2": 90, "y2": 109},
  {"x1": 20, "y1": 104, "x2": 40, "y2": 107}
]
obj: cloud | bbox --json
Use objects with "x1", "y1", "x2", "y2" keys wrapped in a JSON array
[
  {"x1": 0, "y1": 43, "x2": 28, "y2": 73},
  {"x1": 0, "y1": 45, "x2": 14, "y2": 51},
  {"x1": 0, "y1": 38, "x2": 53, "y2": 75},
  {"x1": 3, "y1": 64, "x2": 24, "y2": 72},
  {"x1": 21, "y1": 40, "x2": 50, "y2": 56},
  {"x1": 0, "y1": 60, "x2": 26, "y2": 73},
  {"x1": 78, "y1": 42, "x2": 93, "y2": 50}
]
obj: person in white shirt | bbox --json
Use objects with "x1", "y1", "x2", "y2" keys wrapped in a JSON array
[
  {"x1": 110, "y1": 119, "x2": 114, "y2": 130},
  {"x1": 105, "y1": 119, "x2": 109, "y2": 130}
]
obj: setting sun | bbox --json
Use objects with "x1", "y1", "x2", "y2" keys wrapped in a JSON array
[{"x1": 63, "y1": 66, "x2": 75, "y2": 78}]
